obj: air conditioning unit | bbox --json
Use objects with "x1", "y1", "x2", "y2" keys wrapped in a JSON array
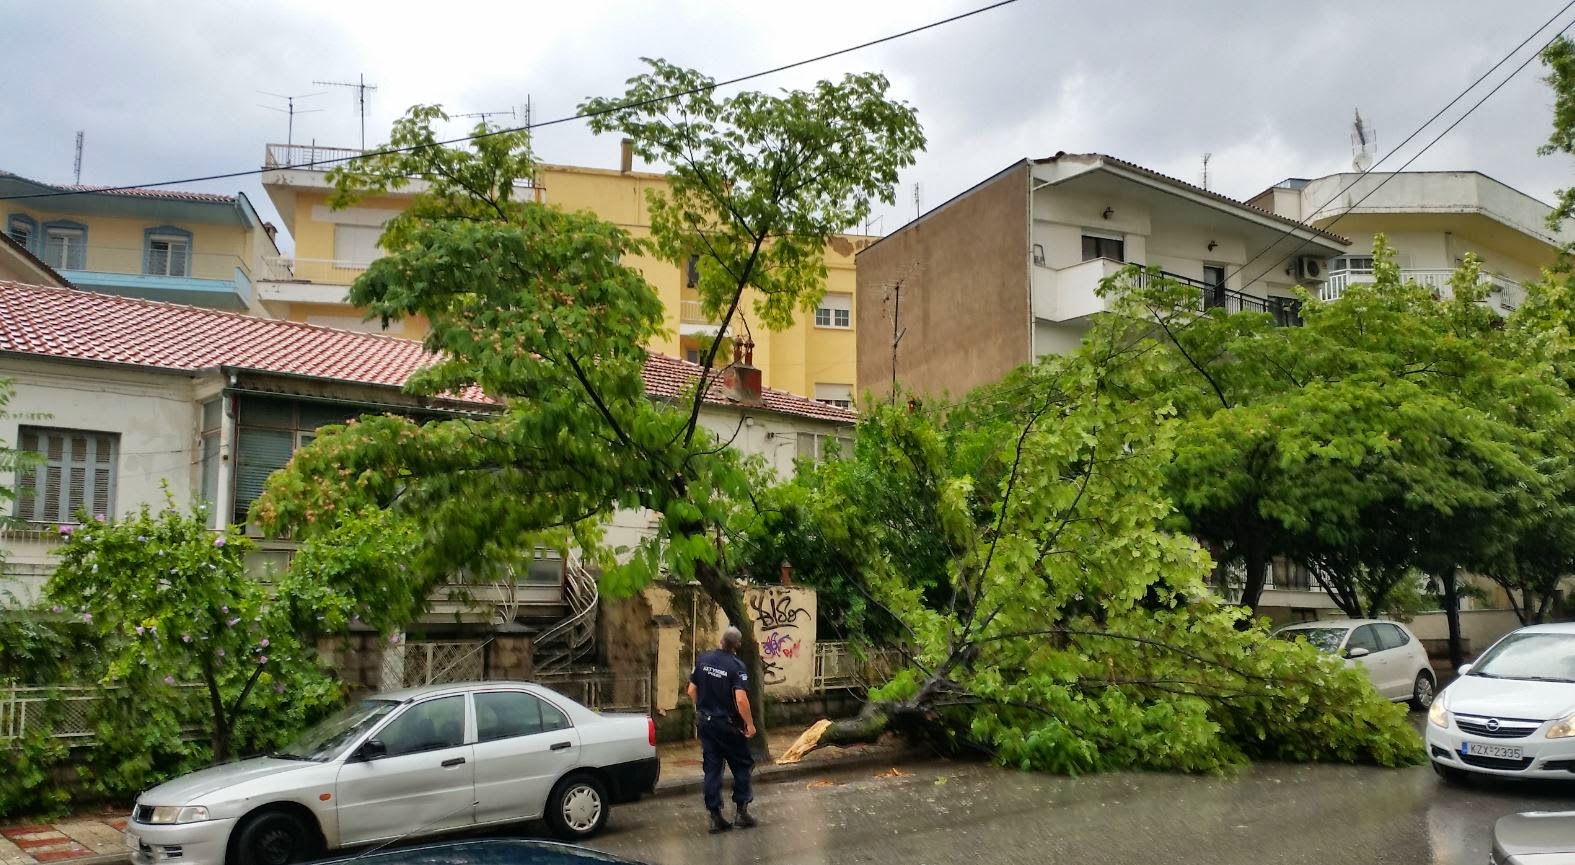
[{"x1": 1294, "y1": 256, "x2": 1326, "y2": 281}]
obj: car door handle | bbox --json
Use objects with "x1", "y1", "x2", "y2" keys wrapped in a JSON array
[
  {"x1": 441, "y1": 757, "x2": 466, "y2": 767},
  {"x1": 550, "y1": 742, "x2": 573, "y2": 751}
]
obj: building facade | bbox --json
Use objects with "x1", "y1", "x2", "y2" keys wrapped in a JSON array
[
  {"x1": 1, "y1": 171, "x2": 283, "y2": 312},
  {"x1": 256, "y1": 141, "x2": 867, "y2": 405}
]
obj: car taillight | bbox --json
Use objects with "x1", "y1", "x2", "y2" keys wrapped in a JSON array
[{"x1": 648, "y1": 717, "x2": 656, "y2": 747}]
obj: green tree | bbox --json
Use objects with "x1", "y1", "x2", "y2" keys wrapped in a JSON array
[{"x1": 258, "y1": 66, "x2": 922, "y2": 754}]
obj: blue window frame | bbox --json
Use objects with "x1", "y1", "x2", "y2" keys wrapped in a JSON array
[
  {"x1": 40, "y1": 220, "x2": 87, "y2": 271},
  {"x1": 6, "y1": 214, "x2": 38, "y2": 254},
  {"x1": 143, "y1": 225, "x2": 193, "y2": 277}
]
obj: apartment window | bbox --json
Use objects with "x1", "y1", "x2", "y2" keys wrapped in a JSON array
[
  {"x1": 814, "y1": 383, "x2": 854, "y2": 409},
  {"x1": 6, "y1": 214, "x2": 36, "y2": 252},
  {"x1": 1332, "y1": 256, "x2": 1374, "y2": 273},
  {"x1": 41, "y1": 221, "x2": 87, "y2": 270},
  {"x1": 15, "y1": 428, "x2": 118, "y2": 524},
  {"x1": 143, "y1": 226, "x2": 193, "y2": 277},
  {"x1": 332, "y1": 224, "x2": 383, "y2": 269},
  {"x1": 797, "y1": 431, "x2": 853, "y2": 462},
  {"x1": 686, "y1": 255, "x2": 700, "y2": 288},
  {"x1": 815, "y1": 292, "x2": 852, "y2": 329},
  {"x1": 1080, "y1": 234, "x2": 1124, "y2": 263}
]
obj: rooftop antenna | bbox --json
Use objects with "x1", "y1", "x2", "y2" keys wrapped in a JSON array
[
  {"x1": 913, "y1": 183, "x2": 921, "y2": 220},
  {"x1": 257, "y1": 91, "x2": 326, "y2": 148},
  {"x1": 314, "y1": 73, "x2": 379, "y2": 149},
  {"x1": 1351, "y1": 108, "x2": 1377, "y2": 172},
  {"x1": 1201, "y1": 152, "x2": 1212, "y2": 191},
  {"x1": 454, "y1": 107, "x2": 516, "y2": 126},
  {"x1": 72, "y1": 131, "x2": 84, "y2": 184}
]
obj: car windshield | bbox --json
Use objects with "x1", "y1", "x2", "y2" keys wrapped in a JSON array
[
  {"x1": 1469, "y1": 633, "x2": 1575, "y2": 683},
  {"x1": 1276, "y1": 627, "x2": 1347, "y2": 654},
  {"x1": 273, "y1": 699, "x2": 399, "y2": 761}
]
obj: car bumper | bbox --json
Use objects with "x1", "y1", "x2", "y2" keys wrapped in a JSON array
[
  {"x1": 126, "y1": 817, "x2": 237, "y2": 865},
  {"x1": 605, "y1": 756, "x2": 661, "y2": 803},
  {"x1": 1426, "y1": 723, "x2": 1575, "y2": 779}
]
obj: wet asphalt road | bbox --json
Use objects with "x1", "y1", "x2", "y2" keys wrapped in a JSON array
[{"x1": 581, "y1": 745, "x2": 1575, "y2": 865}]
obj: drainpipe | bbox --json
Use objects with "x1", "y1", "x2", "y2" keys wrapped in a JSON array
[{"x1": 217, "y1": 371, "x2": 239, "y2": 530}]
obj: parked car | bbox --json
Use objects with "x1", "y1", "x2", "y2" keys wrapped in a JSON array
[
  {"x1": 1427, "y1": 622, "x2": 1575, "y2": 782},
  {"x1": 1493, "y1": 811, "x2": 1575, "y2": 864},
  {"x1": 312, "y1": 838, "x2": 647, "y2": 865},
  {"x1": 1273, "y1": 618, "x2": 1437, "y2": 709},
  {"x1": 126, "y1": 682, "x2": 659, "y2": 865}
]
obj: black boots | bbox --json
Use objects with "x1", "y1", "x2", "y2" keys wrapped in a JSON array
[
  {"x1": 735, "y1": 803, "x2": 757, "y2": 829},
  {"x1": 708, "y1": 809, "x2": 733, "y2": 834}
]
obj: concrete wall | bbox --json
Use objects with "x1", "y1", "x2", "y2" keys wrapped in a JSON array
[
  {"x1": 1407, "y1": 609, "x2": 1523, "y2": 659},
  {"x1": 857, "y1": 162, "x2": 1031, "y2": 401}
]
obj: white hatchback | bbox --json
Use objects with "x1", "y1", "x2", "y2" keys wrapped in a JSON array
[
  {"x1": 1274, "y1": 618, "x2": 1437, "y2": 709},
  {"x1": 1427, "y1": 622, "x2": 1575, "y2": 782}
]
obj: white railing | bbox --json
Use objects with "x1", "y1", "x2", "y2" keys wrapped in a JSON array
[
  {"x1": 532, "y1": 557, "x2": 599, "y2": 676},
  {"x1": 679, "y1": 299, "x2": 726, "y2": 327},
  {"x1": 262, "y1": 255, "x2": 375, "y2": 276},
  {"x1": 1321, "y1": 268, "x2": 1522, "y2": 303},
  {"x1": 534, "y1": 672, "x2": 651, "y2": 713},
  {"x1": 265, "y1": 143, "x2": 366, "y2": 170},
  {"x1": 812, "y1": 641, "x2": 905, "y2": 692},
  {"x1": 2, "y1": 682, "x2": 203, "y2": 745}
]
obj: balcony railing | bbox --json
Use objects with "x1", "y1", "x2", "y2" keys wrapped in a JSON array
[
  {"x1": 264, "y1": 143, "x2": 367, "y2": 170},
  {"x1": 680, "y1": 298, "x2": 721, "y2": 324},
  {"x1": 261, "y1": 255, "x2": 375, "y2": 277},
  {"x1": 1133, "y1": 268, "x2": 1304, "y2": 327},
  {"x1": 1320, "y1": 268, "x2": 1522, "y2": 304}
]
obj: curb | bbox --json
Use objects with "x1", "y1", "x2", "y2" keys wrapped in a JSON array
[
  {"x1": 48, "y1": 855, "x2": 128, "y2": 865},
  {"x1": 649, "y1": 747, "x2": 924, "y2": 799}
]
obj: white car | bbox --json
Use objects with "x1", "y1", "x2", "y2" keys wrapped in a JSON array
[
  {"x1": 1274, "y1": 618, "x2": 1437, "y2": 709},
  {"x1": 1427, "y1": 622, "x2": 1575, "y2": 782},
  {"x1": 126, "y1": 682, "x2": 659, "y2": 865}
]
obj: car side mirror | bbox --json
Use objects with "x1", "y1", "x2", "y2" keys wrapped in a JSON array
[
  {"x1": 1457, "y1": 663, "x2": 1473, "y2": 676},
  {"x1": 1346, "y1": 647, "x2": 1371, "y2": 659},
  {"x1": 359, "y1": 739, "x2": 387, "y2": 761}
]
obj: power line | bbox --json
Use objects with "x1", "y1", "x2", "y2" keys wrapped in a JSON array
[
  {"x1": 1227, "y1": 0, "x2": 1575, "y2": 289},
  {"x1": 0, "y1": 0, "x2": 1021, "y2": 204}
]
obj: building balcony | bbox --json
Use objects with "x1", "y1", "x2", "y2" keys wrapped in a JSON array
[
  {"x1": 264, "y1": 143, "x2": 368, "y2": 170},
  {"x1": 51, "y1": 246, "x2": 265, "y2": 310},
  {"x1": 678, "y1": 297, "x2": 729, "y2": 335},
  {"x1": 1319, "y1": 267, "x2": 1523, "y2": 309},
  {"x1": 1033, "y1": 258, "x2": 1302, "y2": 326}
]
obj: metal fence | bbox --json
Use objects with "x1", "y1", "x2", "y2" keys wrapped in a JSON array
[
  {"x1": 534, "y1": 673, "x2": 651, "y2": 714},
  {"x1": 2, "y1": 682, "x2": 203, "y2": 746},
  {"x1": 813, "y1": 641, "x2": 904, "y2": 692},
  {"x1": 382, "y1": 640, "x2": 488, "y2": 689}
]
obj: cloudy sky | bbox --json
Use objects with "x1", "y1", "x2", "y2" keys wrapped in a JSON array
[{"x1": 2, "y1": 0, "x2": 1571, "y2": 249}]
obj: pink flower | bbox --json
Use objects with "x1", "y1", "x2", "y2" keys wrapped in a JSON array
[
  {"x1": 259, "y1": 638, "x2": 270, "y2": 648},
  {"x1": 216, "y1": 648, "x2": 225, "y2": 657},
  {"x1": 273, "y1": 682, "x2": 286, "y2": 694},
  {"x1": 389, "y1": 633, "x2": 403, "y2": 644},
  {"x1": 182, "y1": 633, "x2": 193, "y2": 643},
  {"x1": 163, "y1": 675, "x2": 176, "y2": 685},
  {"x1": 214, "y1": 536, "x2": 227, "y2": 548},
  {"x1": 94, "y1": 514, "x2": 106, "y2": 523},
  {"x1": 50, "y1": 605, "x2": 63, "y2": 614},
  {"x1": 82, "y1": 612, "x2": 93, "y2": 624},
  {"x1": 257, "y1": 655, "x2": 269, "y2": 665},
  {"x1": 135, "y1": 625, "x2": 145, "y2": 635},
  {"x1": 58, "y1": 524, "x2": 74, "y2": 536},
  {"x1": 228, "y1": 617, "x2": 241, "y2": 627},
  {"x1": 221, "y1": 606, "x2": 229, "y2": 614}
]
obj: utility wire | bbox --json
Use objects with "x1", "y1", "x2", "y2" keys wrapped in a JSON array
[
  {"x1": 1227, "y1": 0, "x2": 1575, "y2": 289},
  {"x1": 0, "y1": 0, "x2": 1021, "y2": 203}
]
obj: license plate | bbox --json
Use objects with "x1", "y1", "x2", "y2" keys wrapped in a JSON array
[{"x1": 1463, "y1": 741, "x2": 1523, "y2": 761}]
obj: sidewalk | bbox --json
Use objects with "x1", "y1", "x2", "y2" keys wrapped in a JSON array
[{"x1": 0, "y1": 724, "x2": 909, "y2": 865}]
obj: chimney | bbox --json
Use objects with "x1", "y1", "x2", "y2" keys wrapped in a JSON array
[
  {"x1": 720, "y1": 339, "x2": 762, "y2": 406},
  {"x1": 619, "y1": 138, "x2": 634, "y2": 174}
]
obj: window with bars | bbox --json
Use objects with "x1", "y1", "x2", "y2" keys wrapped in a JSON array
[
  {"x1": 6, "y1": 214, "x2": 36, "y2": 252},
  {"x1": 42, "y1": 224, "x2": 86, "y2": 270},
  {"x1": 15, "y1": 428, "x2": 118, "y2": 524},
  {"x1": 144, "y1": 227, "x2": 192, "y2": 277}
]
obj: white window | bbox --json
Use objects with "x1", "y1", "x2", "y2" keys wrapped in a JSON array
[
  {"x1": 43, "y1": 228, "x2": 85, "y2": 270},
  {"x1": 815, "y1": 292, "x2": 852, "y2": 328},
  {"x1": 6, "y1": 217, "x2": 33, "y2": 250},
  {"x1": 16, "y1": 427, "x2": 118, "y2": 524},
  {"x1": 332, "y1": 224, "x2": 384, "y2": 269},
  {"x1": 146, "y1": 235, "x2": 190, "y2": 277},
  {"x1": 814, "y1": 383, "x2": 854, "y2": 409},
  {"x1": 797, "y1": 431, "x2": 853, "y2": 462}
]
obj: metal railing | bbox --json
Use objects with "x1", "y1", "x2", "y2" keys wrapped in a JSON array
[
  {"x1": 1320, "y1": 268, "x2": 1523, "y2": 303},
  {"x1": 534, "y1": 672, "x2": 651, "y2": 713},
  {"x1": 1132, "y1": 268, "x2": 1303, "y2": 327},
  {"x1": 262, "y1": 255, "x2": 375, "y2": 277},
  {"x1": 2, "y1": 681, "x2": 203, "y2": 746},
  {"x1": 265, "y1": 143, "x2": 366, "y2": 170},
  {"x1": 532, "y1": 557, "x2": 599, "y2": 676},
  {"x1": 812, "y1": 641, "x2": 904, "y2": 692}
]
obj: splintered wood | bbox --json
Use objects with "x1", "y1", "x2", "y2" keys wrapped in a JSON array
[{"x1": 775, "y1": 718, "x2": 832, "y2": 764}]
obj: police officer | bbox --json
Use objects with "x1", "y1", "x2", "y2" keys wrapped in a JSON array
[{"x1": 686, "y1": 625, "x2": 758, "y2": 833}]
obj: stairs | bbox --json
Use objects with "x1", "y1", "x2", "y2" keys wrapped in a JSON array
[{"x1": 532, "y1": 555, "x2": 599, "y2": 676}]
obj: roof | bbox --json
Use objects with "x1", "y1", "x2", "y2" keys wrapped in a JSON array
[
  {"x1": 0, "y1": 170, "x2": 236, "y2": 204},
  {"x1": 1034, "y1": 153, "x2": 1351, "y2": 245},
  {"x1": 0, "y1": 280, "x2": 854, "y2": 424},
  {"x1": 0, "y1": 232, "x2": 68, "y2": 287}
]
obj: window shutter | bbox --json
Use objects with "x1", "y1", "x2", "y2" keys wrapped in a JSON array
[
  {"x1": 234, "y1": 428, "x2": 296, "y2": 523},
  {"x1": 796, "y1": 432, "x2": 817, "y2": 460}
]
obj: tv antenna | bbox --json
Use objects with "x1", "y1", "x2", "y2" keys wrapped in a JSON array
[
  {"x1": 1201, "y1": 152, "x2": 1212, "y2": 190},
  {"x1": 913, "y1": 183, "x2": 921, "y2": 220},
  {"x1": 1351, "y1": 108, "x2": 1377, "y2": 172},
  {"x1": 73, "y1": 131, "x2": 84, "y2": 185},
  {"x1": 313, "y1": 74, "x2": 379, "y2": 149},
  {"x1": 257, "y1": 91, "x2": 326, "y2": 148},
  {"x1": 454, "y1": 107, "x2": 516, "y2": 125}
]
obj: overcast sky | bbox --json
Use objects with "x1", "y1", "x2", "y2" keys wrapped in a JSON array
[{"x1": 2, "y1": 0, "x2": 1572, "y2": 250}]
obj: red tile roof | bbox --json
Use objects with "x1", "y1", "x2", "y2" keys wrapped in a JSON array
[
  {"x1": 0, "y1": 280, "x2": 854, "y2": 424},
  {"x1": 0, "y1": 171, "x2": 237, "y2": 205}
]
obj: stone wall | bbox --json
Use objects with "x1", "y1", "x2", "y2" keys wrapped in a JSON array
[
  {"x1": 488, "y1": 633, "x2": 534, "y2": 680},
  {"x1": 315, "y1": 631, "x2": 386, "y2": 695}
]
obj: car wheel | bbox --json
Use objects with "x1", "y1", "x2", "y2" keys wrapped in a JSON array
[
  {"x1": 232, "y1": 810, "x2": 315, "y2": 865},
  {"x1": 1410, "y1": 671, "x2": 1437, "y2": 711},
  {"x1": 1432, "y1": 761, "x2": 1471, "y2": 786},
  {"x1": 547, "y1": 774, "x2": 609, "y2": 840}
]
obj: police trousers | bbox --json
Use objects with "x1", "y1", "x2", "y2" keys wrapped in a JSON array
[{"x1": 698, "y1": 715, "x2": 754, "y2": 811}]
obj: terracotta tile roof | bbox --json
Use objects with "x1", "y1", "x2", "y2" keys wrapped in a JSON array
[
  {"x1": 0, "y1": 280, "x2": 853, "y2": 424},
  {"x1": 0, "y1": 170, "x2": 237, "y2": 204}
]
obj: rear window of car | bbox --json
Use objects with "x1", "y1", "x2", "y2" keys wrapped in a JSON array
[
  {"x1": 474, "y1": 691, "x2": 572, "y2": 742},
  {"x1": 1277, "y1": 627, "x2": 1346, "y2": 653},
  {"x1": 1376, "y1": 624, "x2": 1410, "y2": 651}
]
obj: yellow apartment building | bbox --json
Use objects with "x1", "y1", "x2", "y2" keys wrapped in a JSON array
[
  {"x1": 1, "y1": 170, "x2": 283, "y2": 312},
  {"x1": 257, "y1": 142, "x2": 868, "y2": 405}
]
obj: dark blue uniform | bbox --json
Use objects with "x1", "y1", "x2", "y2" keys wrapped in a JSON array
[{"x1": 690, "y1": 648, "x2": 753, "y2": 811}]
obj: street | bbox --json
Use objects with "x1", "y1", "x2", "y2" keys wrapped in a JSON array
[{"x1": 583, "y1": 754, "x2": 1575, "y2": 865}]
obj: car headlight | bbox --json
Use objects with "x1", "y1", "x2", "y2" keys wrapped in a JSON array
[
  {"x1": 144, "y1": 806, "x2": 210, "y2": 824},
  {"x1": 1428, "y1": 699, "x2": 1450, "y2": 729},
  {"x1": 1547, "y1": 714, "x2": 1575, "y2": 739}
]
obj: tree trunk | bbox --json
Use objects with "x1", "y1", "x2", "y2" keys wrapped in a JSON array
[
  {"x1": 693, "y1": 560, "x2": 771, "y2": 758},
  {"x1": 1238, "y1": 547, "x2": 1270, "y2": 621},
  {"x1": 1442, "y1": 566, "x2": 1465, "y2": 671}
]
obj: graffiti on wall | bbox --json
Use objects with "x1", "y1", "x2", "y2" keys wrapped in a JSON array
[{"x1": 750, "y1": 590, "x2": 809, "y2": 631}]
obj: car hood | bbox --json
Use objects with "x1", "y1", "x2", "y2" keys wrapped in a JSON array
[
  {"x1": 140, "y1": 756, "x2": 321, "y2": 805},
  {"x1": 1496, "y1": 812, "x2": 1575, "y2": 857},
  {"x1": 1444, "y1": 676, "x2": 1575, "y2": 721}
]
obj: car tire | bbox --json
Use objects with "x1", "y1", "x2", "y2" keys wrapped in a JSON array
[
  {"x1": 231, "y1": 810, "x2": 315, "y2": 865},
  {"x1": 1409, "y1": 671, "x2": 1437, "y2": 711},
  {"x1": 547, "y1": 773, "x2": 610, "y2": 840},
  {"x1": 1432, "y1": 761, "x2": 1471, "y2": 786}
]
